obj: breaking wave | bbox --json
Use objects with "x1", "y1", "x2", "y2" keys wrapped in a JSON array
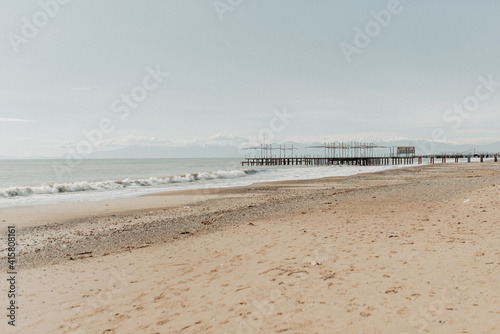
[{"x1": 0, "y1": 169, "x2": 259, "y2": 198}]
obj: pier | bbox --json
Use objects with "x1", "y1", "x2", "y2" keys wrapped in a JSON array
[{"x1": 241, "y1": 142, "x2": 499, "y2": 167}]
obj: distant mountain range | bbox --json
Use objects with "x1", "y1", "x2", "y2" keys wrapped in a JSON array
[
  {"x1": 1, "y1": 140, "x2": 499, "y2": 160},
  {"x1": 86, "y1": 140, "x2": 500, "y2": 159}
]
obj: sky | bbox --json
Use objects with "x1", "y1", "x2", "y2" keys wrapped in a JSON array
[{"x1": 1, "y1": 0, "x2": 499, "y2": 157}]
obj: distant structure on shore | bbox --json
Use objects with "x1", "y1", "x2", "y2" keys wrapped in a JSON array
[{"x1": 241, "y1": 142, "x2": 499, "y2": 166}]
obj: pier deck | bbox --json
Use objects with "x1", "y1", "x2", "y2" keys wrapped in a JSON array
[{"x1": 241, "y1": 153, "x2": 499, "y2": 167}]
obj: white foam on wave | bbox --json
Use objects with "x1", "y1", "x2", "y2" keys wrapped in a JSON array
[
  {"x1": 0, "y1": 169, "x2": 255, "y2": 198},
  {"x1": 0, "y1": 163, "x2": 420, "y2": 208}
]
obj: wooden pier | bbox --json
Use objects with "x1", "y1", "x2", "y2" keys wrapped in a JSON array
[
  {"x1": 241, "y1": 142, "x2": 499, "y2": 167},
  {"x1": 241, "y1": 154, "x2": 499, "y2": 166}
]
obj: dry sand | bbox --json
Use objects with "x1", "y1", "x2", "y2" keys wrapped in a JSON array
[{"x1": 1, "y1": 162, "x2": 500, "y2": 333}]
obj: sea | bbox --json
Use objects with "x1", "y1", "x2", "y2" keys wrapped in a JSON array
[{"x1": 0, "y1": 158, "x2": 414, "y2": 208}]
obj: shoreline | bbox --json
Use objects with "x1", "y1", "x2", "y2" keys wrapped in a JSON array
[
  {"x1": 0, "y1": 162, "x2": 415, "y2": 211},
  {"x1": 0, "y1": 162, "x2": 497, "y2": 269},
  {"x1": 2, "y1": 159, "x2": 495, "y2": 215},
  {"x1": 0, "y1": 163, "x2": 411, "y2": 227}
]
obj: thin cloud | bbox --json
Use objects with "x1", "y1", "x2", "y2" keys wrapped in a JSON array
[{"x1": 0, "y1": 118, "x2": 35, "y2": 123}]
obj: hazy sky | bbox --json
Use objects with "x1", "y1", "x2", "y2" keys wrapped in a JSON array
[{"x1": 1, "y1": 0, "x2": 499, "y2": 157}]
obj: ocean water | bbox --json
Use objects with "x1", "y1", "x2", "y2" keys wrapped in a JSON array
[{"x1": 0, "y1": 158, "x2": 411, "y2": 208}]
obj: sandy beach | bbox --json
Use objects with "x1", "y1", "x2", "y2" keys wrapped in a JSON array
[{"x1": 1, "y1": 162, "x2": 500, "y2": 333}]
